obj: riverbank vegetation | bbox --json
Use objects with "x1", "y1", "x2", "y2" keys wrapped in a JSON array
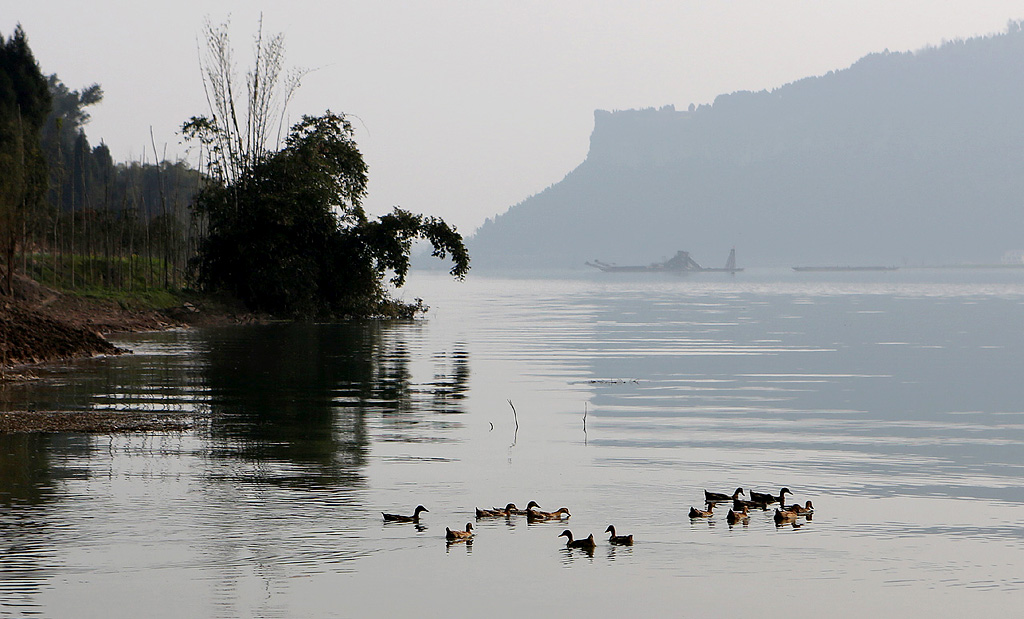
[
  {"x1": 1, "y1": 26, "x2": 212, "y2": 373},
  {"x1": 1, "y1": 19, "x2": 469, "y2": 373},
  {"x1": 183, "y1": 19, "x2": 468, "y2": 318},
  {"x1": 3, "y1": 27, "x2": 200, "y2": 297}
]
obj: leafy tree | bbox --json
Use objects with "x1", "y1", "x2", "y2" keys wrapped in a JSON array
[
  {"x1": 0, "y1": 25, "x2": 51, "y2": 295},
  {"x1": 188, "y1": 111, "x2": 469, "y2": 317},
  {"x1": 40, "y1": 75, "x2": 104, "y2": 212},
  {"x1": 184, "y1": 19, "x2": 468, "y2": 318}
]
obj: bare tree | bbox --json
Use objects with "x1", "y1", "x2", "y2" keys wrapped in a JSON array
[{"x1": 183, "y1": 15, "x2": 307, "y2": 186}]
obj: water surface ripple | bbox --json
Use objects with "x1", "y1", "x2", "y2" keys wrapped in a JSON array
[{"x1": 2, "y1": 271, "x2": 1024, "y2": 616}]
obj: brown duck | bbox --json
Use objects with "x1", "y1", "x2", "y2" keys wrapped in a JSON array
[
  {"x1": 605, "y1": 525, "x2": 634, "y2": 545},
  {"x1": 476, "y1": 503, "x2": 516, "y2": 518},
  {"x1": 750, "y1": 487, "x2": 791, "y2": 506},
  {"x1": 445, "y1": 522, "x2": 474, "y2": 541},
  {"x1": 688, "y1": 504, "x2": 714, "y2": 518},
  {"x1": 527, "y1": 506, "x2": 571, "y2": 521},
  {"x1": 727, "y1": 506, "x2": 750, "y2": 525},
  {"x1": 733, "y1": 497, "x2": 765, "y2": 511},
  {"x1": 773, "y1": 508, "x2": 799, "y2": 525},
  {"x1": 507, "y1": 500, "x2": 541, "y2": 515},
  {"x1": 785, "y1": 500, "x2": 814, "y2": 515},
  {"x1": 704, "y1": 487, "x2": 744, "y2": 503},
  {"x1": 559, "y1": 529, "x2": 596, "y2": 549},
  {"x1": 382, "y1": 505, "x2": 428, "y2": 523}
]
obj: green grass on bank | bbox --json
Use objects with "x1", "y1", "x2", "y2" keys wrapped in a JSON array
[{"x1": 23, "y1": 253, "x2": 192, "y2": 311}]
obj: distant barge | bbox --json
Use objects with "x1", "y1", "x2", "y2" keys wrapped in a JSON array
[
  {"x1": 587, "y1": 249, "x2": 742, "y2": 274},
  {"x1": 792, "y1": 266, "x2": 899, "y2": 272}
]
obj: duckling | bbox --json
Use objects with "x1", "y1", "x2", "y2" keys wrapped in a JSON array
[
  {"x1": 773, "y1": 508, "x2": 799, "y2": 525},
  {"x1": 527, "y1": 506, "x2": 572, "y2": 521},
  {"x1": 445, "y1": 522, "x2": 474, "y2": 541},
  {"x1": 507, "y1": 500, "x2": 540, "y2": 515},
  {"x1": 704, "y1": 487, "x2": 744, "y2": 503},
  {"x1": 785, "y1": 500, "x2": 814, "y2": 515},
  {"x1": 604, "y1": 525, "x2": 634, "y2": 545},
  {"x1": 688, "y1": 504, "x2": 714, "y2": 518},
  {"x1": 476, "y1": 503, "x2": 516, "y2": 518},
  {"x1": 727, "y1": 506, "x2": 750, "y2": 525},
  {"x1": 559, "y1": 529, "x2": 596, "y2": 549},
  {"x1": 382, "y1": 505, "x2": 428, "y2": 523}
]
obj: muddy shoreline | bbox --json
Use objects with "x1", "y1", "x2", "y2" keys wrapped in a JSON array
[
  {"x1": 1, "y1": 274, "x2": 256, "y2": 434},
  {"x1": 0, "y1": 411, "x2": 203, "y2": 434}
]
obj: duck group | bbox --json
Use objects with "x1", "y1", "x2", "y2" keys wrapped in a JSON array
[
  {"x1": 382, "y1": 500, "x2": 632, "y2": 551},
  {"x1": 381, "y1": 485, "x2": 816, "y2": 551},
  {"x1": 694, "y1": 486, "x2": 816, "y2": 528}
]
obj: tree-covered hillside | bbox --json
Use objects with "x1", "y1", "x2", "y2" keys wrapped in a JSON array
[
  {"x1": 2, "y1": 25, "x2": 202, "y2": 294},
  {"x1": 470, "y1": 23, "x2": 1024, "y2": 269}
]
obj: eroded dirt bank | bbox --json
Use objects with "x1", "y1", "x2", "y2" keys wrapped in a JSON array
[{"x1": 1, "y1": 274, "x2": 252, "y2": 433}]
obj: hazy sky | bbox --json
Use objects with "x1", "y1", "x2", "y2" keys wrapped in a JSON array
[{"x1": 4, "y1": 1, "x2": 1023, "y2": 234}]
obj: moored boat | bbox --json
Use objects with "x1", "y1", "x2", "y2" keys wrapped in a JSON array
[{"x1": 587, "y1": 249, "x2": 742, "y2": 274}]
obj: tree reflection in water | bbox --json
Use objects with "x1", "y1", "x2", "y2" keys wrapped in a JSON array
[
  {"x1": 0, "y1": 321, "x2": 472, "y2": 611},
  {"x1": 0, "y1": 433, "x2": 91, "y2": 606},
  {"x1": 196, "y1": 322, "x2": 469, "y2": 488}
]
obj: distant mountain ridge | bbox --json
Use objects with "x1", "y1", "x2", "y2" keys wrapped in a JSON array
[{"x1": 469, "y1": 24, "x2": 1024, "y2": 269}]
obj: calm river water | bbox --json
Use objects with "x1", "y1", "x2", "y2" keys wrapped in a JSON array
[{"x1": 2, "y1": 269, "x2": 1024, "y2": 617}]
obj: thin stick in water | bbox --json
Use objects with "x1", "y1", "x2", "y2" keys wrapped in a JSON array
[
  {"x1": 507, "y1": 399, "x2": 518, "y2": 449},
  {"x1": 583, "y1": 402, "x2": 588, "y2": 445}
]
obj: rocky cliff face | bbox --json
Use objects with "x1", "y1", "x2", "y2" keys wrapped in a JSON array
[{"x1": 470, "y1": 25, "x2": 1024, "y2": 269}]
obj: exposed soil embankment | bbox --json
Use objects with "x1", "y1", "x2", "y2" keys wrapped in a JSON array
[
  {"x1": 0, "y1": 274, "x2": 176, "y2": 369},
  {"x1": 0, "y1": 275, "x2": 255, "y2": 433},
  {"x1": 2, "y1": 294, "x2": 121, "y2": 369},
  {"x1": 2, "y1": 302, "x2": 118, "y2": 367},
  {"x1": 1, "y1": 274, "x2": 262, "y2": 372}
]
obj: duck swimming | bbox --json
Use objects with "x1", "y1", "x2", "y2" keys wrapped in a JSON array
[
  {"x1": 559, "y1": 529, "x2": 596, "y2": 549},
  {"x1": 773, "y1": 508, "x2": 799, "y2": 525},
  {"x1": 445, "y1": 522, "x2": 474, "y2": 541},
  {"x1": 750, "y1": 487, "x2": 791, "y2": 506},
  {"x1": 507, "y1": 500, "x2": 540, "y2": 516},
  {"x1": 786, "y1": 500, "x2": 814, "y2": 515},
  {"x1": 382, "y1": 505, "x2": 428, "y2": 523},
  {"x1": 527, "y1": 506, "x2": 571, "y2": 521},
  {"x1": 704, "y1": 487, "x2": 744, "y2": 503},
  {"x1": 476, "y1": 503, "x2": 516, "y2": 518},
  {"x1": 776, "y1": 488, "x2": 793, "y2": 506},
  {"x1": 604, "y1": 525, "x2": 634, "y2": 545},
  {"x1": 733, "y1": 497, "x2": 765, "y2": 511},
  {"x1": 688, "y1": 505, "x2": 714, "y2": 518},
  {"x1": 727, "y1": 506, "x2": 750, "y2": 525}
]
